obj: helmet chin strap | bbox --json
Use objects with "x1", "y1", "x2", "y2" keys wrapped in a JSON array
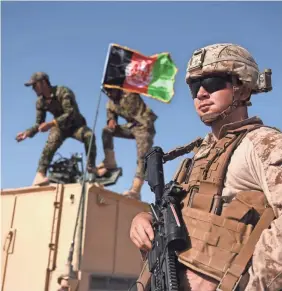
[{"x1": 200, "y1": 86, "x2": 251, "y2": 125}]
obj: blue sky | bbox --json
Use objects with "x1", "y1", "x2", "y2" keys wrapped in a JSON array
[{"x1": 2, "y1": 1, "x2": 282, "y2": 203}]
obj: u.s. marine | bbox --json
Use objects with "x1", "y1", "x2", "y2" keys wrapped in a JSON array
[{"x1": 130, "y1": 43, "x2": 282, "y2": 290}]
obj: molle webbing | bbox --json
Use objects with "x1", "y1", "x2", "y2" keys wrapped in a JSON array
[
  {"x1": 177, "y1": 123, "x2": 275, "y2": 290},
  {"x1": 181, "y1": 124, "x2": 263, "y2": 212}
]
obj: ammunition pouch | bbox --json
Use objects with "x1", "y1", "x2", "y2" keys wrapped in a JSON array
[
  {"x1": 178, "y1": 190, "x2": 273, "y2": 282},
  {"x1": 174, "y1": 123, "x2": 276, "y2": 291}
]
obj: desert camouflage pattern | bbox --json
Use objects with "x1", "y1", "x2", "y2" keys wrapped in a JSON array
[
  {"x1": 186, "y1": 43, "x2": 259, "y2": 91},
  {"x1": 37, "y1": 124, "x2": 96, "y2": 174},
  {"x1": 243, "y1": 125, "x2": 282, "y2": 291},
  {"x1": 106, "y1": 91, "x2": 158, "y2": 129},
  {"x1": 180, "y1": 117, "x2": 282, "y2": 290},
  {"x1": 26, "y1": 86, "x2": 87, "y2": 137}
]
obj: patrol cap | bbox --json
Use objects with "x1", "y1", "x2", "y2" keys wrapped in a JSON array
[{"x1": 24, "y1": 72, "x2": 49, "y2": 86}]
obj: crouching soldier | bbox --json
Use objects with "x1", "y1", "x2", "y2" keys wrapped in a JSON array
[
  {"x1": 97, "y1": 88, "x2": 157, "y2": 200},
  {"x1": 16, "y1": 72, "x2": 104, "y2": 185}
]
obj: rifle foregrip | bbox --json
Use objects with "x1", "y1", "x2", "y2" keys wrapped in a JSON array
[{"x1": 165, "y1": 249, "x2": 179, "y2": 291}]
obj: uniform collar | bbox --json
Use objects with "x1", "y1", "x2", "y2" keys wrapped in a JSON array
[
  {"x1": 195, "y1": 117, "x2": 263, "y2": 160},
  {"x1": 38, "y1": 86, "x2": 57, "y2": 100},
  {"x1": 202, "y1": 116, "x2": 263, "y2": 146},
  {"x1": 218, "y1": 116, "x2": 263, "y2": 139},
  {"x1": 50, "y1": 86, "x2": 57, "y2": 98}
]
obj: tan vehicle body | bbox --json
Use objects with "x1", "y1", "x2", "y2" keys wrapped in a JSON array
[{"x1": 1, "y1": 183, "x2": 149, "y2": 291}]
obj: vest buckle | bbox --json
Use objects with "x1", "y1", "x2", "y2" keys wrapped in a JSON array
[{"x1": 216, "y1": 268, "x2": 242, "y2": 291}]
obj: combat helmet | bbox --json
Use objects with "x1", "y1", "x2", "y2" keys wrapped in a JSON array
[{"x1": 186, "y1": 43, "x2": 272, "y2": 123}]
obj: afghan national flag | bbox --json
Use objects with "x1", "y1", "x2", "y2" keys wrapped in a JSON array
[{"x1": 102, "y1": 44, "x2": 178, "y2": 103}]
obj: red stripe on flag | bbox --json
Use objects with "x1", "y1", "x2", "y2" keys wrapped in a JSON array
[{"x1": 123, "y1": 52, "x2": 158, "y2": 94}]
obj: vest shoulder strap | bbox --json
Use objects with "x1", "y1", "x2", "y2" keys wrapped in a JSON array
[{"x1": 199, "y1": 123, "x2": 266, "y2": 197}]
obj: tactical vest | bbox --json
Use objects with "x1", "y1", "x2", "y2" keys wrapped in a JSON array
[{"x1": 174, "y1": 123, "x2": 276, "y2": 291}]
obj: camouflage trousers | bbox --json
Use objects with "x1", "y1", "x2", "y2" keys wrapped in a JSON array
[
  {"x1": 102, "y1": 124, "x2": 155, "y2": 179},
  {"x1": 37, "y1": 125, "x2": 96, "y2": 174}
]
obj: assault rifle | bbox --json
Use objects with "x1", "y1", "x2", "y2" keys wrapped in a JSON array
[{"x1": 144, "y1": 146, "x2": 188, "y2": 291}]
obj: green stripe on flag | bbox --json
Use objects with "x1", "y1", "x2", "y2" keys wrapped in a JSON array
[{"x1": 147, "y1": 53, "x2": 178, "y2": 103}]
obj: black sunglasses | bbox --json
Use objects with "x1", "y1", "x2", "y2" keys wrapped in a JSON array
[{"x1": 189, "y1": 75, "x2": 233, "y2": 99}]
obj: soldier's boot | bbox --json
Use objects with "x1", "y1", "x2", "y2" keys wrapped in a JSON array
[
  {"x1": 96, "y1": 149, "x2": 118, "y2": 176},
  {"x1": 123, "y1": 177, "x2": 143, "y2": 201},
  {"x1": 32, "y1": 172, "x2": 50, "y2": 186}
]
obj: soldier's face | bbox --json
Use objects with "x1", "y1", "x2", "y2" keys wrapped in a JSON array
[
  {"x1": 111, "y1": 89, "x2": 121, "y2": 99},
  {"x1": 193, "y1": 81, "x2": 233, "y2": 119},
  {"x1": 32, "y1": 81, "x2": 44, "y2": 96},
  {"x1": 32, "y1": 80, "x2": 49, "y2": 97},
  {"x1": 107, "y1": 89, "x2": 122, "y2": 100}
]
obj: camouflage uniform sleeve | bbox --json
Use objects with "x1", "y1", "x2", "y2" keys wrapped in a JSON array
[
  {"x1": 54, "y1": 87, "x2": 75, "y2": 129},
  {"x1": 25, "y1": 98, "x2": 46, "y2": 138},
  {"x1": 106, "y1": 100, "x2": 118, "y2": 124},
  {"x1": 244, "y1": 127, "x2": 282, "y2": 291}
]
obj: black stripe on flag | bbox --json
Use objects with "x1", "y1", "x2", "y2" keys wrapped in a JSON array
[{"x1": 103, "y1": 45, "x2": 133, "y2": 86}]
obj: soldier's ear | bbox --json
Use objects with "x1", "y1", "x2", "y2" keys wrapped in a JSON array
[
  {"x1": 233, "y1": 85, "x2": 251, "y2": 101},
  {"x1": 240, "y1": 86, "x2": 252, "y2": 101}
]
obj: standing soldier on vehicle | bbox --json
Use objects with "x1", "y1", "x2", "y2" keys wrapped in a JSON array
[
  {"x1": 97, "y1": 88, "x2": 158, "y2": 200},
  {"x1": 130, "y1": 44, "x2": 282, "y2": 290},
  {"x1": 16, "y1": 72, "x2": 103, "y2": 186}
]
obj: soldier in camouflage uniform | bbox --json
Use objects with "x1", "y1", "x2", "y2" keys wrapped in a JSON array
[
  {"x1": 16, "y1": 72, "x2": 100, "y2": 186},
  {"x1": 130, "y1": 44, "x2": 282, "y2": 290},
  {"x1": 97, "y1": 88, "x2": 157, "y2": 200}
]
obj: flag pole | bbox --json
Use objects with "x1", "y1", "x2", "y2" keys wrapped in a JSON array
[
  {"x1": 66, "y1": 43, "x2": 113, "y2": 278},
  {"x1": 101, "y1": 43, "x2": 113, "y2": 87}
]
